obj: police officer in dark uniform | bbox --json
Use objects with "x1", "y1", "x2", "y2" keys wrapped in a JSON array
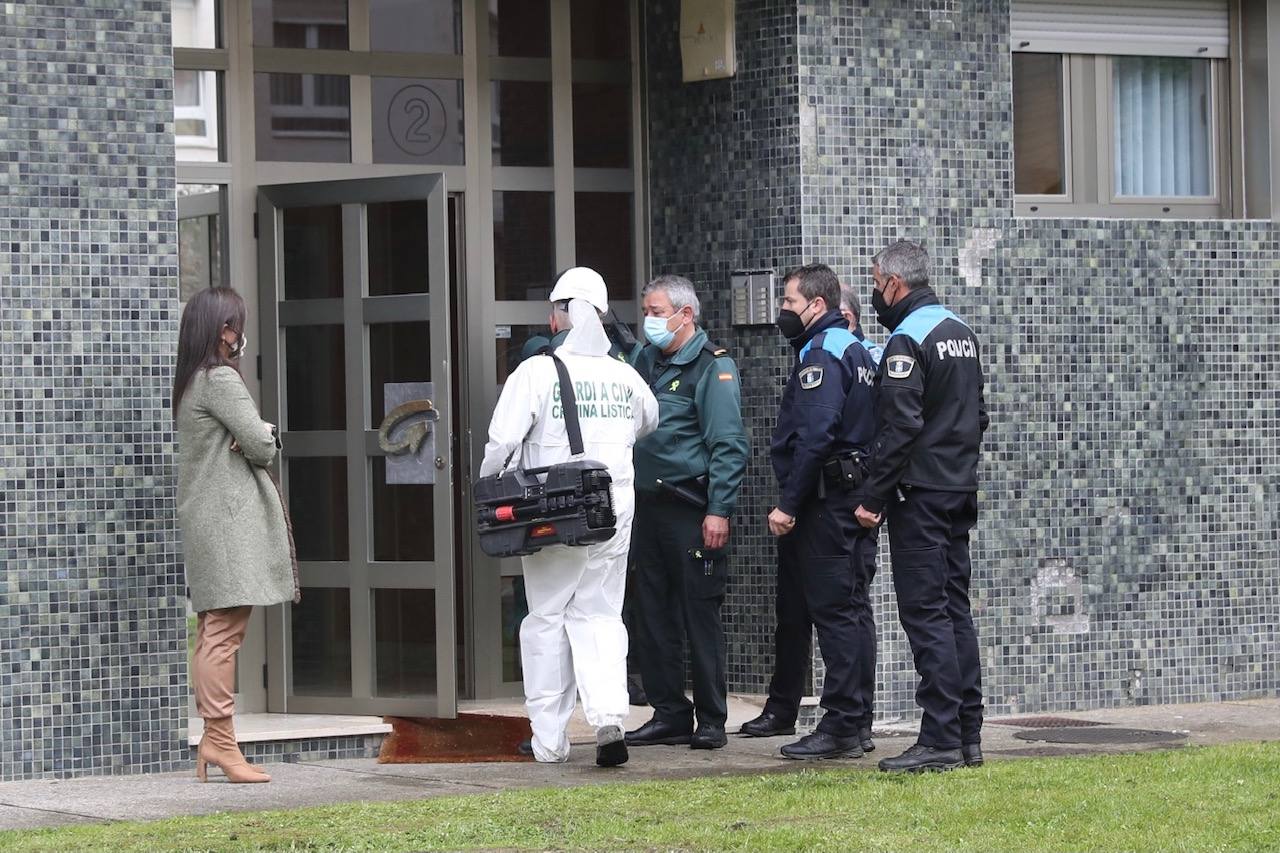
[
  {"x1": 740, "y1": 276, "x2": 883, "y2": 754},
  {"x1": 756, "y1": 263, "x2": 878, "y2": 760},
  {"x1": 625, "y1": 275, "x2": 749, "y2": 751},
  {"x1": 855, "y1": 240, "x2": 989, "y2": 773}
]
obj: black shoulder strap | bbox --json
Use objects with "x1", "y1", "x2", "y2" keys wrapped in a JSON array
[
  {"x1": 701, "y1": 340, "x2": 728, "y2": 359},
  {"x1": 547, "y1": 353, "x2": 584, "y2": 456}
]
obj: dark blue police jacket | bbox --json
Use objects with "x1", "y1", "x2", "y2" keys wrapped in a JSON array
[{"x1": 770, "y1": 309, "x2": 879, "y2": 517}]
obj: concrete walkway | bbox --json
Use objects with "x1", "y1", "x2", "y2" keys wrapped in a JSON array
[{"x1": 0, "y1": 697, "x2": 1275, "y2": 831}]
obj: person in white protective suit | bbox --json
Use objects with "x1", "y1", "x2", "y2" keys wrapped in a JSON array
[{"x1": 479, "y1": 267, "x2": 658, "y2": 766}]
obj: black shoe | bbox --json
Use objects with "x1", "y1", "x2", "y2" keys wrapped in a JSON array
[
  {"x1": 738, "y1": 711, "x2": 797, "y2": 738},
  {"x1": 625, "y1": 718, "x2": 692, "y2": 746},
  {"x1": 690, "y1": 725, "x2": 728, "y2": 750},
  {"x1": 596, "y1": 725, "x2": 629, "y2": 767},
  {"x1": 627, "y1": 673, "x2": 648, "y2": 706},
  {"x1": 517, "y1": 739, "x2": 533, "y2": 756},
  {"x1": 859, "y1": 726, "x2": 875, "y2": 753},
  {"x1": 877, "y1": 744, "x2": 963, "y2": 773},
  {"x1": 961, "y1": 743, "x2": 983, "y2": 767},
  {"x1": 779, "y1": 731, "x2": 863, "y2": 760}
]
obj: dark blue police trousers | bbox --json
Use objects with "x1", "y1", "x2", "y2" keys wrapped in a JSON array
[
  {"x1": 765, "y1": 494, "x2": 876, "y2": 737},
  {"x1": 886, "y1": 487, "x2": 984, "y2": 749}
]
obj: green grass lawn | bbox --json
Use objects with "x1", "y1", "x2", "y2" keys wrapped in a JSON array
[{"x1": 2, "y1": 742, "x2": 1277, "y2": 853}]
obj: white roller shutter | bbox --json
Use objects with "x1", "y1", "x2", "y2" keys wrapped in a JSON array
[{"x1": 1011, "y1": 0, "x2": 1229, "y2": 58}]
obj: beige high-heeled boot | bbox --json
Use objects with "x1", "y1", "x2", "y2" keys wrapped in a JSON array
[{"x1": 196, "y1": 717, "x2": 271, "y2": 783}]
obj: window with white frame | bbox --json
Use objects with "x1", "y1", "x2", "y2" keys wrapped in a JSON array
[{"x1": 1012, "y1": 0, "x2": 1237, "y2": 218}]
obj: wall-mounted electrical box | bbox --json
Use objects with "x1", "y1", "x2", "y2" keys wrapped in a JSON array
[
  {"x1": 730, "y1": 269, "x2": 777, "y2": 326},
  {"x1": 680, "y1": 0, "x2": 736, "y2": 82}
]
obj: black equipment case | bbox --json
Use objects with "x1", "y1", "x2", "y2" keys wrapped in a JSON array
[{"x1": 473, "y1": 352, "x2": 617, "y2": 558}]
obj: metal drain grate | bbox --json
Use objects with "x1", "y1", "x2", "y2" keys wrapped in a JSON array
[{"x1": 987, "y1": 716, "x2": 1106, "y2": 729}]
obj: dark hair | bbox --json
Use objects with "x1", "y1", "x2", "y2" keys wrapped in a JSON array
[
  {"x1": 784, "y1": 263, "x2": 841, "y2": 312},
  {"x1": 172, "y1": 287, "x2": 246, "y2": 417}
]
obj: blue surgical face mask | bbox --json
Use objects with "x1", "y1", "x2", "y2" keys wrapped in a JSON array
[{"x1": 644, "y1": 314, "x2": 679, "y2": 348}]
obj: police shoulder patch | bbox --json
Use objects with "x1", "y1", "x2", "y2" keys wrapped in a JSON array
[
  {"x1": 799, "y1": 365, "x2": 824, "y2": 389},
  {"x1": 886, "y1": 355, "x2": 915, "y2": 380}
]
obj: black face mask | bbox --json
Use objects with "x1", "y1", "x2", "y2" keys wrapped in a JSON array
[
  {"x1": 775, "y1": 302, "x2": 811, "y2": 341},
  {"x1": 872, "y1": 284, "x2": 894, "y2": 330}
]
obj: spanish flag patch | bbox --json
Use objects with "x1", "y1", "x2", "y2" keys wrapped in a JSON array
[{"x1": 718, "y1": 372, "x2": 733, "y2": 381}]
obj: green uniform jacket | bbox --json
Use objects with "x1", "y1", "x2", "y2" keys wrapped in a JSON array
[
  {"x1": 177, "y1": 367, "x2": 299, "y2": 613},
  {"x1": 632, "y1": 329, "x2": 749, "y2": 518}
]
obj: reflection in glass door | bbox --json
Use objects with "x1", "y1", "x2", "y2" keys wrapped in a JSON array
[{"x1": 257, "y1": 175, "x2": 456, "y2": 717}]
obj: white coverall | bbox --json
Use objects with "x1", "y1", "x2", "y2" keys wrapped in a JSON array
[{"x1": 479, "y1": 301, "x2": 658, "y2": 762}]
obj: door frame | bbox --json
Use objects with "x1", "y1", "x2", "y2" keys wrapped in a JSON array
[{"x1": 257, "y1": 173, "x2": 457, "y2": 718}]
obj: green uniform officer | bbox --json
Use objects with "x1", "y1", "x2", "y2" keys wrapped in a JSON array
[{"x1": 624, "y1": 274, "x2": 749, "y2": 751}]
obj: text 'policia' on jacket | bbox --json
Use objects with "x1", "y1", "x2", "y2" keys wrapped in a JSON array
[
  {"x1": 770, "y1": 309, "x2": 879, "y2": 518},
  {"x1": 861, "y1": 286, "x2": 989, "y2": 515},
  {"x1": 632, "y1": 328, "x2": 749, "y2": 518}
]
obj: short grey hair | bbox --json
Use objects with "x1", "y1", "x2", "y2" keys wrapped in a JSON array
[
  {"x1": 839, "y1": 283, "x2": 861, "y2": 322},
  {"x1": 642, "y1": 274, "x2": 701, "y2": 321},
  {"x1": 873, "y1": 240, "x2": 930, "y2": 289}
]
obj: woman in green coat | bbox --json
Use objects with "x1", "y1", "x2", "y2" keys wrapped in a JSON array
[{"x1": 174, "y1": 287, "x2": 298, "y2": 784}]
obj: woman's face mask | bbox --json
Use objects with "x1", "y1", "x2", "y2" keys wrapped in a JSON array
[{"x1": 225, "y1": 328, "x2": 247, "y2": 360}]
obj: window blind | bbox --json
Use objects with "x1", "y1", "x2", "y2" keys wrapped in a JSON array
[{"x1": 1011, "y1": 0, "x2": 1229, "y2": 58}]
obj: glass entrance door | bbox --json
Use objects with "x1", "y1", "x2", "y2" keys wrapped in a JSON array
[{"x1": 257, "y1": 174, "x2": 456, "y2": 718}]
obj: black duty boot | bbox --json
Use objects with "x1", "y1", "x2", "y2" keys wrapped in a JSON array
[
  {"x1": 961, "y1": 743, "x2": 984, "y2": 767},
  {"x1": 779, "y1": 731, "x2": 863, "y2": 760},
  {"x1": 738, "y1": 711, "x2": 797, "y2": 738},
  {"x1": 517, "y1": 739, "x2": 533, "y2": 757},
  {"x1": 627, "y1": 673, "x2": 648, "y2": 706},
  {"x1": 877, "y1": 743, "x2": 963, "y2": 773},
  {"x1": 596, "y1": 725, "x2": 629, "y2": 767},
  {"x1": 691, "y1": 724, "x2": 727, "y2": 750},
  {"x1": 625, "y1": 718, "x2": 692, "y2": 746},
  {"x1": 858, "y1": 726, "x2": 875, "y2": 753}
]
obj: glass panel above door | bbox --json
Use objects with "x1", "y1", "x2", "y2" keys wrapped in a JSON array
[
  {"x1": 372, "y1": 78, "x2": 465, "y2": 166},
  {"x1": 253, "y1": 0, "x2": 349, "y2": 48},
  {"x1": 172, "y1": 0, "x2": 220, "y2": 49},
  {"x1": 368, "y1": 201, "x2": 430, "y2": 296},
  {"x1": 492, "y1": 81, "x2": 552, "y2": 167},
  {"x1": 573, "y1": 82, "x2": 630, "y2": 168},
  {"x1": 370, "y1": 0, "x2": 462, "y2": 54},
  {"x1": 489, "y1": 0, "x2": 550, "y2": 57},
  {"x1": 254, "y1": 73, "x2": 351, "y2": 163},
  {"x1": 575, "y1": 192, "x2": 633, "y2": 302},
  {"x1": 282, "y1": 205, "x2": 344, "y2": 299},
  {"x1": 174, "y1": 70, "x2": 224, "y2": 162},
  {"x1": 570, "y1": 0, "x2": 629, "y2": 61},
  {"x1": 493, "y1": 191, "x2": 554, "y2": 301}
]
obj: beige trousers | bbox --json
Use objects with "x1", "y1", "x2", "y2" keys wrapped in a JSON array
[{"x1": 193, "y1": 605, "x2": 252, "y2": 719}]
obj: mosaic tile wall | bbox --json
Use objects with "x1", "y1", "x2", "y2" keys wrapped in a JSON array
[
  {"x1": 206, "y1": 734, "x2": 385, "y2": 765},
  {"x1": 645, "y1": 0, "x2": 1280, "y2": 720},
  {"x1": 644, "y1": 0, "x2": 811, "y2": 697},
  {"x1": 0, "y1": 3, "x2": 188, "y2": 779}
]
